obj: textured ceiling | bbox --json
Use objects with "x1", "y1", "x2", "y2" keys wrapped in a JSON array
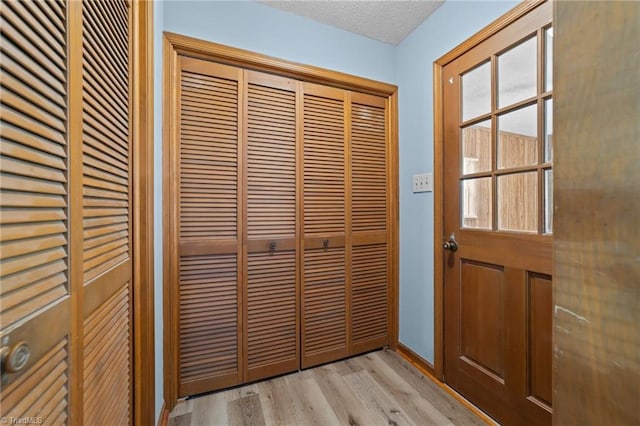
[{"x1": 258, "y1": 1, "x2": 445, "y2": 45}]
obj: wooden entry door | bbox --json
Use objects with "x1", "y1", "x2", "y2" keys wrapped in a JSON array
[{"x1": 442, "y1": 2, "x2": 553, "y2": 425}]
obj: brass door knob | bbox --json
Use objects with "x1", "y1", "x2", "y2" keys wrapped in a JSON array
[
  {"x1": 442, "y1": 234, "x2": 458, "y2": 252},
  {"x1": 1, "y1": 341, "x2": 31, "y2": 375}
]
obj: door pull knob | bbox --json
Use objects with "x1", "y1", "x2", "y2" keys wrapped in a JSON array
[
  {"x1": 1, "y1": 341, "x2": 31, "y2": 382},
  {"x1": 442, "y1": 234, "x2": 458, "y2": 252}
]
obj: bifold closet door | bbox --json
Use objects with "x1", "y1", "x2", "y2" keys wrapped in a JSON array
[
  {"x1": 176, "y1": 57, "x2": 242, "y2": 396},
  {"x1": 1, "y1": 0, "x2": 135, "y2": 422},
  {"x1": 1, "y1": 0, "x2": 72, "y2": 420},
  {"x1": 349, "y1": 93, "x2": 390, "y2": 354},
  {"x1": 244, "y1": 71, "x2": 299, "y2": 382},
  {"x1": 80, "y1": 1, "x2": 134, "y2": 422},
  {"x1": 301, "y1": 83, "x2": 348, "y2": 368}
]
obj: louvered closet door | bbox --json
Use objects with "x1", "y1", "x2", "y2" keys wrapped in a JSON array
[
  {"x1": 244, "y1": 71, "x2": 299, "y2": 382},
  {"x1": 0, "y1": 0, "x2": 71, "y2": 421},
  {"x1": 80, "y1": 0, "x2": 133, "y2": 423},
  {"x1": 349, "y1": 93, "x2": 389, "y2": 354},
  {"x1": 177, "y1": 57, "x2": 242, "y2": 396},
  {"x1": 301, "y1": 83, "x2": 348, "y2": 368}
]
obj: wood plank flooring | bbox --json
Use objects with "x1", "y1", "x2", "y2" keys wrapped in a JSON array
[{"x1": 168, "y1": 350, "x2": 487, "y2": 426}]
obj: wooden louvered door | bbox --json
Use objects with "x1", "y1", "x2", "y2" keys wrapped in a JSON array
[
  {"x1": 349, "y1": 93, "x2": 390, "y2": 355},
  {"x1": 1, "y1": 0, "x2": 72, "y2": 422},
  {"x1": 243, "y1": 71, "x2": 299, "y2": 382},
  {"x1": 79, "y1": 0, "x2": 133, "y2": 423},
  {"x1": 301, "y1": 83, "x2": 348, "y2": 368},
  {"x1": 175, "y1": 57, "x2": 242, "y2": 396},
  {"x1": 1, "y1": 0, "x2": 138, "y2": 423}
]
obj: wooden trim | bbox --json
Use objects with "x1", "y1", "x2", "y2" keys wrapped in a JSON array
[
  {"x1": 387, "y1": 90, "x2": 400, "y2": 350},
  {"x1": 432, "y1": 0, "x2": 547, "y2": 381},
  {"x1": 397, "y1": 343, "x2": 435, "y2": 376},
  {"x1": 434, "y1": 0, "x2": 545, "y2": 67},
  {"x1": 157, "y1": 402, "x2": 169, "y2": 426},
  {"x1": 432, "y1": 61, "x2": 445, "y2": 380},
  {"x1": 162, "y1": 32, "x2": 179, "y2": 413},
  {"x1": 344, "y1": 91, "x2": 353, "y2": 355},
  {"x1": 67, "y1": 1, "x2": 83, "y2": 423},
  {"x1": 395, "y1": 345, "x2": 497, "y2": 425},
  {"x1": 164, "y1": 32, "x2": 396, "y2": 97},
  {"x1": 132, "y1": 1, "x2": 155, "y2": 425}
]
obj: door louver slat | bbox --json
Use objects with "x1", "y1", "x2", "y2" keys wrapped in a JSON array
[
  {"x1": 352, "y1": 243, "x2": 388, "y2": 351},
  {"x1": 180, "y1": 71, "x2": 238, "y2": 240},
  {"x1": 247, "y1": 251, "x2": 296, "y2": 375},
  {"x1": 179, "y1": 254, "x2": 238, "y2": 394},
  {"x1": 81, "y1": 0, "x2": 130, "y2": 283},
  {"x1": 0, "y1": 0, "x2": 68, "y2": 331},
  {"x1": 303, "y1": 248, "x2": 346, "y2": 361},
  {"x1": 303, "y1": 94, "x2": 344, "y2": 235},
  {"x1": 247, "y1": 83, "x2": 295, "y2": 238},
  {"x1": 351, "y1": 103, "x2": 386, "y2": 233}
]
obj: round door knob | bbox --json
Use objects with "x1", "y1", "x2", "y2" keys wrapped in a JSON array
[
  {"x1": 2, "y1": 341, "x2": 31, "y2": 374},
  {"x1": 323, "y1": 239, "x2": 329, "y2": 248},
  {"x1": 442, "y1": 240, "x2": 458, "y2": 252},
  {"x1": 269, "y1": 242, "x2": 277, "y2": 251}
]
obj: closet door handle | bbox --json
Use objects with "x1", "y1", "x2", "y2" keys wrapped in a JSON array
[
  {"x1": 269, "y1": 242, "x2": 277, "y2": 251},
  {"x1": 323, "y1": 239, "x2": 329, "y2": 248}
]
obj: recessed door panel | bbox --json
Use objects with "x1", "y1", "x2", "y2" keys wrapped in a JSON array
[
  {"x1": 528, "y1": 273, "x2": 552, "y2": 408},
  {"x1": 460, "y1": 261, "x2": 505, "y2": 383}
]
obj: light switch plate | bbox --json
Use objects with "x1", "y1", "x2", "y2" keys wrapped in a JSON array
[{"x1": 413, "y1": 173, "x2": 433, "y2": 193}]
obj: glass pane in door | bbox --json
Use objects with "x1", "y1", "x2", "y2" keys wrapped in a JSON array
[
  {"x1": 462, "y1": 120, "x2": 492, "y2": 174},
  {"x1": 497, "y1": 172, "x2": 538, "y2": 232},
  {"x1": 462, "y1": 62, "x2": 491, "y2": 121},
  {"x1": 462, "y1": 177, "x2": 492, "y2": 230},
  {"x1": 545, "y1": 99, "x2": 553, "y2": 163},
  {"x1": 498, "y1": 37, "x2": 537, "y2": 107},
  {"x1": 545, "y1": 27, "x2": 553, "y2": 92},
  {"x1": 498, "y1": 105, "x2": 538, "y2": 169},
  {"x1": 545, "y1": 169, "x2": 553, "y2": 233}
]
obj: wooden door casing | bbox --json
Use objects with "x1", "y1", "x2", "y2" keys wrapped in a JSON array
[
  {"x1": 441, "y1": 2, "x2": 553, "y2": 425},
  {"x1": 1, "y1": 0, "x2": 153, "y2": 423}
]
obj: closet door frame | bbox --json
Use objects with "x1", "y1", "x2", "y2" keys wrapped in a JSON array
[{"x1": 162, "y1": 32, "x2": 399, "y2": 412}]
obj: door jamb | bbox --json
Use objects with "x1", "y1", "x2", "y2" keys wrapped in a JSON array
[
  {"x1": 132, "y1": 1, "x2": 155, "y2": 424},
  {"x1": 432, "y1": 0, "x2": 546, "y2": 380}
]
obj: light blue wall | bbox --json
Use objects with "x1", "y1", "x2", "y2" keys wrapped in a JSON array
[
  {"x1": 163, "y1": 1, "x2": 396, "y2": 84},
  {"x1": 396, "y1": 0, "x2": 518, "y2": 362},
  {"x1": 153, "y1": 0, "x2": 164, "y2": 422}
]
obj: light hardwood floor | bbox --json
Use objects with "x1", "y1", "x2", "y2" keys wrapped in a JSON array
[{"x1": 168, "y1": 350, "x2": 487, "y2": 426}]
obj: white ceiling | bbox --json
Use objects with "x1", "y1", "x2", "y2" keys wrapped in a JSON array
[{"x1": 258, "y1": 1, "x2": 445, "y2": 45}]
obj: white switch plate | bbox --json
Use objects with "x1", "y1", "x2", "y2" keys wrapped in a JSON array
[{"x1": 413, "y1": 173, "x2": 433, "y2": 193}]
